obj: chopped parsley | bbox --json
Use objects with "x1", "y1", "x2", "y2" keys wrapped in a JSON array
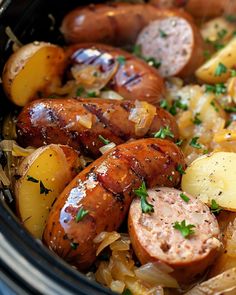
[
  {"x1": 176, "y1": 164, "x2": 186, "y2": 175},
  {"x1": 134, "y1": 182, "x2": 154, "y2": 214},
  {"x1": 189, "y1": 137, "x2": 202, "y2": 149},
  {"x1": 27, "y1": 175, "x2": 39, "y2": 183},
  {"x1": 173, "y1": 220, "x2": 195, "y2": 238},
  {"x1": 169, "y1": 98, "x2": 188, "y2": 116},
  {"x1": 159, "y1": 29, "x2": 168, "y2": 38},
  {"x1": 203, "y1": 50, "x2": 211, "y2": 60},
  {"x1": 224, "y1": 106, "x2": 236, "y2": 113},
  {"x1": 75, "y1": 207, "x2": 89, "y2": 222},
  {"x1": 159, "y1": 99, "x2": 169, "y2": 110},
  {"x1": 210, "y1": 100, "x2": 219, "y2": 112},
  {"x1": 98, "y1": 135, "x2": 110, "y2": 145},
  {"x1": 217, "y1": 28, "x2": 227, "y2": 39},
  {"x1": 144, "y1": 56, "x2": 161, "y2": 69},
  {"x1": 70, "y1": 242, "x2": 79, "y2": 250},
  {"x1": 225, "y1": 119, "x2": 232, "y2": 128},
  {"x1": 210, "y1": 199, "x2": 222, "y2": 215},
  {"x1": 39, "y1": 181, "x2": 52, "y2": 195},
  {"x1": 122, "y1": 289, "x2": 132, "y2": 295},
  {"x1": 180, "y1": 192, "x2": 190, "y2": 203},
  {"x1": 175, "y1": 139, "x2": 183, "y2": 146},
  {"x1": 225, "y1": 15, "x2": 236, "y2": 22},
  {"x1": 76, "y1": 86, "x2": 85, "y2": 97},
  {"x1": 132, "y1": 44, "x2": 142, "y2": 57},
  {"x1": 153, "y1": 126, "x2": 174, "y2": 139},
  {"x1": 117, "y1": 55, "x2": 126, "y2": 65},
  {"x1": 230, "y1": 69, "x2": 236, "y2": 77},
  {"x1": 86, "y1": 91, "x2": 97, "y2": 98},
  {"x1": 215, "y1": 62, "x2": 228, "y2": 76},
  {"x1": 192, "y1": 113, "x2": 202, "y2": 125},
  {"x1": 167, "y1": 175, "x2": 173, "y2": 181}
]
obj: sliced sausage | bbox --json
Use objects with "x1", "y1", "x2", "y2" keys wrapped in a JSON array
[
  {"x1": 136, "y1": 16, "x2": 204, "y2": 77},
  {"x1": 16, "y1": 98, "x2": 179, "y2": 158},
  {"x1": 43, "y1": 139, "x2": 185, "y2": 270},
  {"x1": 66, "y1": 43, "x2": 165, "y2": 104},
  {"x1": 61, "y1": 3, "x2": 194, "y2": 45},
  {"x1": 128, "y1": 187, "x2": 222, "y2": 283}
]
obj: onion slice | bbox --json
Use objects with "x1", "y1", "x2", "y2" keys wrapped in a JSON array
[{"x1": 99, "y1": 142, "x2": 116, "y2": 154}]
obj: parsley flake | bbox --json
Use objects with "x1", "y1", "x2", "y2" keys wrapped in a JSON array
[
  {"x1": 122, "y1": 289, "x2": 132, "y2": 295},
  {"x1": 144, "y1": 56, "x2": 161, "y2": 69},
  {"x1": 210, "y1": 100, "x2": 219, "y2": 112},
  {"x1": 132, "y1": 44, "x2": 142, "y2": 58},
  {"x1": 117, "y1": 55, "x2": 126, "y2": 65},
  {"x1": 27, "y1": 175, "x2": 39, "y2": 183},
  {"x1": 39, "y1": 181, "x2": 52, "y2": 195},
  {"x1": 193, "y1": 113, "x2": 202, "y2": 125},
  {"x1": 75, "y1": 207, "x2": 89, "y2": 222},
  {"x1": 70, "y1": 242, "x2": 79, "y2": 250},
  {"x1": 189, "y1": 137, "x2": 202, "y2": 149},
  {"x1": 210, "y1": 199, "x2": 222, "y2": 215},
  {"x1": 215, "y1": 62, "x2": 228, "y2": 76},
  {"x1": 76, "y1": 86, "x2": 85, "y2": 97},
  {"x1": 173, "y1": 220, "x2": 195, "y2": 238},
  {"x1": 224, "y1": 106, "x2": 236, "y2": 113},
  {"x1": 153, "y1": 126, "x2": 174, "y2": 139},
  {"x1": 231, "y1": 69, "x2": 236, "y2": 77},
  {"x1": 176, "y1": 164, "x2": 186, "y2": 175},
  {"x1": 159, "y1": 100, "x2": 169, "y2": 110},
  {"x1": 180, "y1": 193, "x2": 190, "y2": 203},
  {"x1": 98, "y1": 135, "x2": 110, "y2": 145},
  {"x1": 175, "y1": 139, "x2": 183, "y2": 146},
  {"x1": 159, "y1": 29, "x2": 168, "y2": 38},
  {"x1": 86, "y1": 91, "x2": 97, "y2": 98},
  {"x1": 134, "y1": 182, "x2": 154, "y2": 214}
]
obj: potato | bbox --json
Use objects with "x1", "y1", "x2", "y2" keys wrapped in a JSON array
[
  {"x1": 15, "y1": 144, "x2": 80, "y2": 238},
  {"x1": 195, "y1": 37, "x2": 236, "y2": 84},
  {"x1": 2, "y1": 42, "x2": 65, "y2": 106},
  {"x1": 181, "y1": 152, "x2": 236, "y2": 211}
]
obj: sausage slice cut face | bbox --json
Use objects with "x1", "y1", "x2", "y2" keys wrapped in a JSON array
[
  {"x1": 136, "y1": 16, "x2": 204, "y2": 77},
  {"x1": 128, "y1": 187, "x2": 222, "y2": 283}
]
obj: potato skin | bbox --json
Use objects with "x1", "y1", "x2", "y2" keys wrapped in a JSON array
[
  {"x1": 2, "y1": 42, "x2": 65, "y2": 106},
  {"x1": 66, "y1": 43, "x2": 165, "y2": 104},
  {"x1": 16, "y1": 98, "x2": 179, "y2": 158},
  {"x1": 43, "y1": 138, "x2": 185, "y2": 270}
]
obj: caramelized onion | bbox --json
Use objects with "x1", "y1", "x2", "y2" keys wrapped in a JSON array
[
  {"x1": 100, "y1": 90, "x2": 124, "y2": 100},
  {"x1": 94, "y1": 231, "x2": 120, "y2": 256},
  {"x1": 76, "y1": 114, "x2": 93, "y2": 129},
  {"x1": 99, "y1": 142, "x2": 116, "y2": 154},
  {"x1": 128, "y1": 100, "x2": 156, "y2": 136}
]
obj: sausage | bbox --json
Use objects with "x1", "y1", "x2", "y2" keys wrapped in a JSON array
[
  {"x1": 128, "y1": 187, "x2": 222, "y2": 283},
  {"x1": 66, "y1": 43, "x2": 165, "y2": 104},
  {"x1": 61, "y1": 3, "x2": 194, "y2": 46},
  {"x1": 16, "y1": 98, "x2": 179, "y2": 158},
  {"x1": 43, "y1": 139, "x2": 185, "y2": 270},
  {"x1": 150, "y1": 0, "x2": 236, "y2": 19},
  {"x1": 136, "y1": 16, "x2": 204, "y2": 77}
]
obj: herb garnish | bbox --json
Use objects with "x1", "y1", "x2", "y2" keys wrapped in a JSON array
[
  {"x1": 75, "y1": 207, "x2": 89, "y2": 222},
  {"x1": 175, "y1": 139, "x2": 183, "y2": 146},
  {"x1": 117, "y1": 55, "x2": 126, "y2": 65},
  {"x1": 153, "y1": 126, "x2": 174, "y2": 139},
  {"x1": 159, "y1": 29, "x2": 168, "y2": 38},
  {"x1": 176, "y1": 164, "x2": 186, "y2": 175},
  {"x1": 224, "y1": 106, "x2": 236, "y2": 113},
  {"x1": 27, "y1": 175, "x2": 39, "y2": 183},
  {"x1": 122, "y1": 289, "x2": 132, "y2": 295},
  {"x1": 98, "y1": 135, "x2": 110, "y2": 145},
  {"x1": 167, "y1": 175, "x2": 173, "y2": 181},
  {"x1": 210, "y1": 199, "x2": 222, "y2": 215},
  {"x1": 217, "y1": 28, "x2": 227, "y2": 39},
  {"x1": 169, "y1": 98, "x2": 188, "y2": 116},
  {"x1": 230, "y1": 69, "x2": 236, "y2": 77},
  {"x1": 205, "y1": 83, "x2": 226, "y2": 95},
  {"x1": 180, "y1": 193, "x2": 190, "y2": 203},
  {"x1": 132, "y1": 44, "x2": 161, "y2": 69},
  {"x1": 159, "y1": 99, "x2": 169, "y2": 110},
  {"x1": 76, "y1": 86, "x2": 85, "y2": 97},
  {"x1": 86, "y1": 91, "x2": 97, "y2": 98},
  {"x1": 193, "y1": 113, "x2": 202, "y2": 125},
  {"x1": 210, "y1": 100, "x2": 219, "y2": 112},
  {"x1": 189, "y1": 137, "x2": 202, "y2": 149},
  {"x1": 70, "y1": 242, "x2": 79, "y2": 250},
  {"x1": 215, "y1": 62, "x2": 228, "y2": 76},
  {"x1": 173, "y1": 220, "x2": 195, "y2": 238},
  {"x1": 134, "y1": 182, "x2": 154, "y2": 214},
  {"x1": 40, "y1": 181, "x2": 52, "y2": 195}
]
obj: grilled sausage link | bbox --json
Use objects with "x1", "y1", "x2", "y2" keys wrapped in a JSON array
[
  {"x1": 43, "y1": 138, "x2": 185, "y2": 270},
  {"x1": 16, "y1": 98, "x2": 179, "y2": 158},
  {"x1": 66, "y1": 43, "x2": 165, "y2": 104},
  {"x1": 129, "y1": 187, "x2": 222, "y2": 283},
  {"x1": 61, "y1": 3, "x2": 194, "y2": 45}
]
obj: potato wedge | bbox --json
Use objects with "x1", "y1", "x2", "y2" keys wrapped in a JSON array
[
  {"x1": 181, "y1": 152, "x2": 236, "y2": 211},
  {"x1": 2, "y1": 42, "x2": 65, "y2": 106},
  {"x1": 15, "y1": 144, "x2": 80, "y2": 238},
  {"x1": 195, "y1": 37, "x2": 236, "y2": 84}
]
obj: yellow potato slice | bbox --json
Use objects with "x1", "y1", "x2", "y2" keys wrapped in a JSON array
[
  {"x1": 15, "y1": 144, "x2": 79, "y2": 238},
  {"x1": 181, "y1": 152, "x2": 236, "y2": 211},
  {"x1": 2, "y1": 42, "x2": 65, "y2": 106},
  {"x1": 195, "y1": 37, "x2": 236, "y2": 84}
]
